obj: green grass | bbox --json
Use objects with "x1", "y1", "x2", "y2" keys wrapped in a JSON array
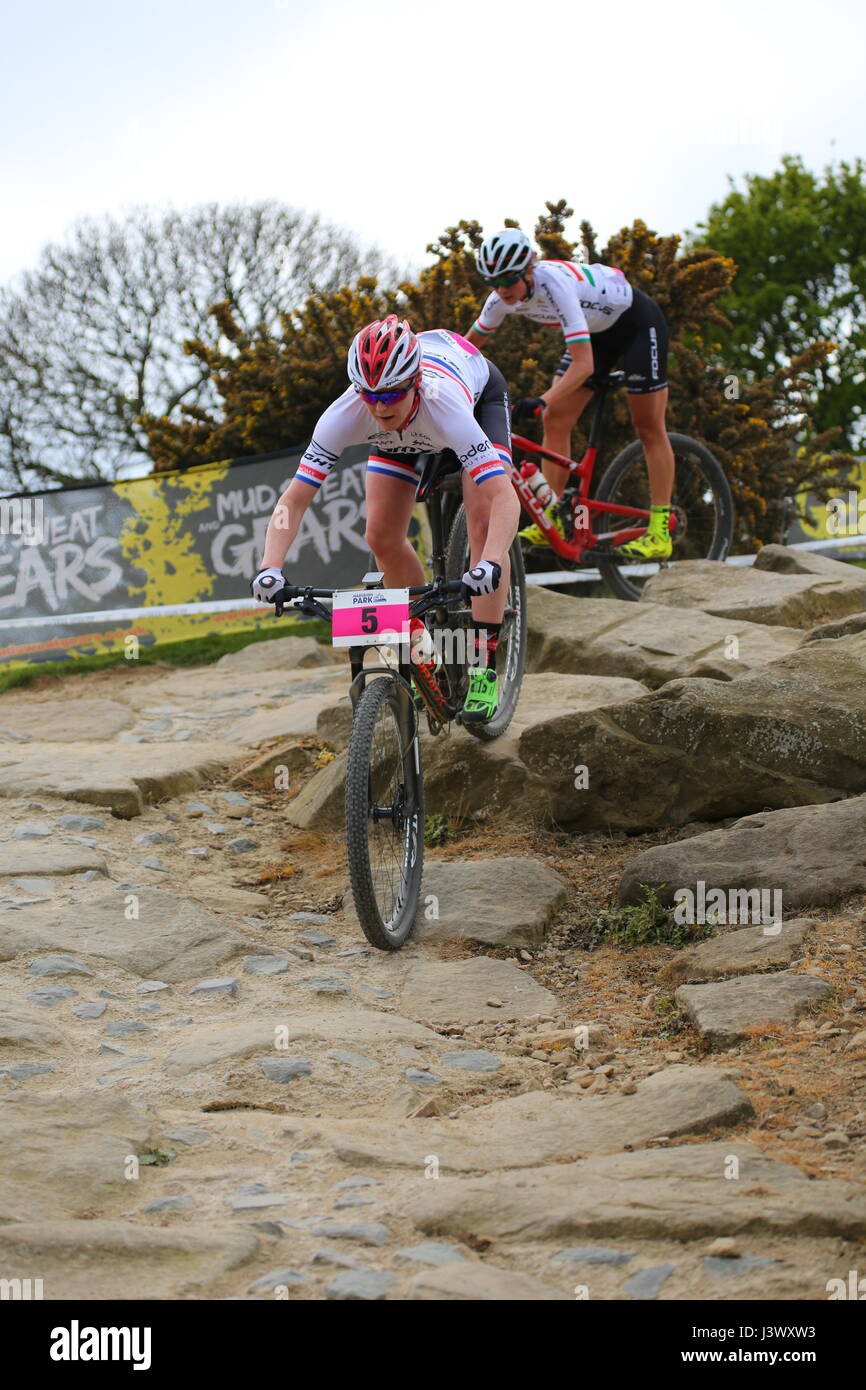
[
  {"x1": 0, "y1": 618, "x2": 331, "y2": 695},
  {"x1": 424, "y1": 813, "x2": 454, "y2": 847},
  {"x1": 424, "y1": 807, "x2": 472, "y2": 847},
  {"x1": 592, "y1": 885, "x2": 715, "y2": 950}
]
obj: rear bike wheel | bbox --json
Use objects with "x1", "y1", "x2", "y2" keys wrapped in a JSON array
[
  {"x1": 444, "y1": 505, "x2": 527, "y2": 741},
  {"x1": 344, "y1": 676, "x2": 424, "y2": 950},
  {"x1": 594, "y1": 433, "x2": 734, "y2": 602}
]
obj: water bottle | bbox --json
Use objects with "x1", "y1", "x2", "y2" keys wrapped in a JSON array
[
  {"x1": 410, "y1": 617, "x2": 440, "y2": 669},
  {"x1": 520, "y1": 462, "x2": 553, "y2": 509}
]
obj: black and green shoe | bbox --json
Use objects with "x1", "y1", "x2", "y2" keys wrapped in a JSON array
[{"x1": 461, "y1": 667, "x2": 499, "y2": 722}]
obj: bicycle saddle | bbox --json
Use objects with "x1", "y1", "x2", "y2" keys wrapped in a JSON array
[{"x1": 415, "y1": 450, "x2": 460, "y2": 502}]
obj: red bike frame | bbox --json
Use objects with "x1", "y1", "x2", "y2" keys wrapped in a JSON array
[{"x1": 509, "y1": 433, "x2": 678, "y2": 564}]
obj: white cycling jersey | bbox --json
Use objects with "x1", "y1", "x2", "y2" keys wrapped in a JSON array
[
  {"x1": 471, "y1": 261, "x2": 633, "y2": 345},
  {"x1": 294, "y1": 329, "x2": 510, "y2": 490}
]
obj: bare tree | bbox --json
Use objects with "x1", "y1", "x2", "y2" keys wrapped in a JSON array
[{"x1": 0, "y1": 202, "x2": 393, "y2": 491}]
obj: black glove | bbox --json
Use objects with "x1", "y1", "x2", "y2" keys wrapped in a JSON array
[{"x1": 512, "y1": 397, "x2": 546, "y2": 421}]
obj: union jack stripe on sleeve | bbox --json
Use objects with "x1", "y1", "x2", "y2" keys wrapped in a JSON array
[
  {"x1": 468, "y1": 457, "x2": 507, "y2": 484},
  {"x1": 294, "y1": 439, "x2": 338, "y2": 489},
  {"x1": 295, "y1": 461, "x2": 328, "y2": 488}
]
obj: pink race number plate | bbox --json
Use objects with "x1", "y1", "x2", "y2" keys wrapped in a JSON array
[{"x1": 331, "y1": 588, "x2": 411, "y2": 648}]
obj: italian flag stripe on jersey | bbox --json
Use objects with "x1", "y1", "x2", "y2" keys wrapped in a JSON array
[{"x1": 547, "y1": 260, "x2": 584, "y2": 281}]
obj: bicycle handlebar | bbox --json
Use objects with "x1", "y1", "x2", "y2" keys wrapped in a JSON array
[{"x1": 272, "y1": 577, "x2": 465, "y2": 619}]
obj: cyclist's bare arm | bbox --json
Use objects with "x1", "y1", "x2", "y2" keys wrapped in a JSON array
[
  {"x1": 260, "y1": 477, "x2": 317, "y2": 569},
  {"x1": 476, "y1": 474, "x2": 521, "y2": 568},
  {"x1": 543, "y1": 341, "x2": 594, "y2": 407},
  {"x1": 464, "y1": 325, "x2": 493, "y2": 349}
]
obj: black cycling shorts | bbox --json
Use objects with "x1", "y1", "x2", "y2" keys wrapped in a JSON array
[
  {"x1": 367, "y1": 359, "x2": 511, "y2": 481},
  {"x1": 554, "y1": 288, "x2": 668, "y2": 394}
]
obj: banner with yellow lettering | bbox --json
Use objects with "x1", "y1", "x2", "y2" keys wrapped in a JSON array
[{"x1": 0, "y1": 444, "x2": 383, "y2": 668}]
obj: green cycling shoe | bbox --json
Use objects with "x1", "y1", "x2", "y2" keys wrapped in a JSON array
[
  {"x1": 461, "y1": 667, "x2": 499, "y2": 723},
  {"x1": 618, "y1": 506, "x2": 673, "y2": 560},
  {"x1": 518, "y1": 503, "x2": 566, "y2": 548}
]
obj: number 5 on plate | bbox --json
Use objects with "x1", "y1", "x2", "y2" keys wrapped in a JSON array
[{"x1": 331, "y1": 588, "x2": 411, "y2": 648}]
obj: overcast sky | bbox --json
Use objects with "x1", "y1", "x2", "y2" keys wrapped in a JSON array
[{"x1": 2, "y1": 0, "x2": 864, "y2": 285}]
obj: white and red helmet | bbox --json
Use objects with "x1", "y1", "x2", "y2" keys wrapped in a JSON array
[{"x1": 347, "y1": 314, "x2": 421, "y2": 390}]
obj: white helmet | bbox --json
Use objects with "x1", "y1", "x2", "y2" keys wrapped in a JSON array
[
  {"x1": 476, "y1": 229, "x2": 534, "y2": 281},
  {"x1": 347, "y1": 315, "x2": 421, "y2": 391}
]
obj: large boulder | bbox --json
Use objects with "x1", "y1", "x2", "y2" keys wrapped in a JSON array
[
  {"x1": 619, "y1": 797, "x2": 866, "y2": 911},
  {"x1": 0, "y1": 698, "x2": 134, "y2": 742},
  {"x1": 399, "y1": 958, "x2": 560, "y2": 1025},
  {"x1": 0, "y1": 742, "x2": 233, "y2": 817},
  {"x1": 661, "y1": 919, "x2": 814, "y2": 983},
  {"x1": 0, "y1": 1221, "x2": 258, "y2": 1299},
  {"x1": 215, "y1": 634, "x2": 332, "y2": 671},
  {"x1": 0, "y1": 995, "x2": 70, "y2": 1055},
  {"x1": 0, "y1": 1091, "x2": 152, "y2": 1222},
  {"x1": 0, "y1": 888, "x2": 249, "y2": 982},
  {"x1": 519, "y1": 631, "x2": 866, "y2": 830},
  {"x1": 801, "y1": 611, "x2": 866, "y2": 644},
  {"x1": 0, "y1": 845, "x2": 107, "y2": 877},
  {"x1": 414, "y1": 857, "x2": 568, "y2": 948},
  {"x1": 526, "y1": 587, "x2": 801, "y2": 686},
  {"x1": 292, "y1": 1067, "x2": 753, "y2": 1172},
  {"x1": 164, "y1": 1010, "x2": 439, "y2": 1076},
  {"x1": 407, "y1": 1141, "x2": 866, "y2": 1243},
  {"x1": 675, "y1": 972, "x2": 831, "y2": 1046},
  {"x1": 640, "y1": 558, "x2": 865, "y2": 628},
  {"x1": 288, "y1": 672, "x2": 647, "y2": 829},
  {"x1": 753, "y1": 543, "x2": 866, "y2": 590}
]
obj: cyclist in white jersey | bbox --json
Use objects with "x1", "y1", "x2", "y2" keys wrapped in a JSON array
[
  {"x1": 251, "y1": 316, "x2": 520, "y2": 722},
  {"x1": 465, "y1": 228, "x2": 676, "y2": 559}
]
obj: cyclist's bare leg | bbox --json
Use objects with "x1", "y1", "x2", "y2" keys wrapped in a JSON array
[
  {"x1": 627, "y1": 387, "x2": 674, "y2": 506},
  {"x1": 364, "y1": 472, "x2": 425, "y2": 587},
  {"x1": 541, "y1": 384, "x2": 594, "y2": 495},
  {"x1": 462, "y1": 472, "x2": 517, "y2": 626}
]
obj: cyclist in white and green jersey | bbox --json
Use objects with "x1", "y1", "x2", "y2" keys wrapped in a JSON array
[{"x1": 465, "y1": 228, "x2": 676, "y2": 560}]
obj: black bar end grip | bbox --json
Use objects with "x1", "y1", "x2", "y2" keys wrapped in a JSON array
[{"x1": 512, "y1": 397, "x2": 545, "y2": 422}]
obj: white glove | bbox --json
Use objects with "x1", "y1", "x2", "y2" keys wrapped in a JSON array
[
  {"x1": 461, "y1": 560, "x2": 502, "y2": 598},
  {"x1": 251, "y1": 566, "x2": 286, "y2": 603}
]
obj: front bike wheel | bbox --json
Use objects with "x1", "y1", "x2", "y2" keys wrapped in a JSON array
[
  {"x1": 345, "y1": 677, "x2": 424, "y2": 950},
  {"x1": 594, "y1": 433, "x2": 734, "y2": 602},
  {"x1": 444, "y1": 506, "x2": 527, "y2": 741}
]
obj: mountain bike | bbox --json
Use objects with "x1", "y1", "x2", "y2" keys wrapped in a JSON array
[
  {"x1": 510, "y1": 370, "x2": 734, "y2": 600},
  {"x1": 272, "y1": 450, "x2": 527, "y2": 950}
]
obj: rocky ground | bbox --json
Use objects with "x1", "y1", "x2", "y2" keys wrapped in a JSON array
[{"x1": 1, "y1": 551, "x2": 865, "y2": 1301}]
